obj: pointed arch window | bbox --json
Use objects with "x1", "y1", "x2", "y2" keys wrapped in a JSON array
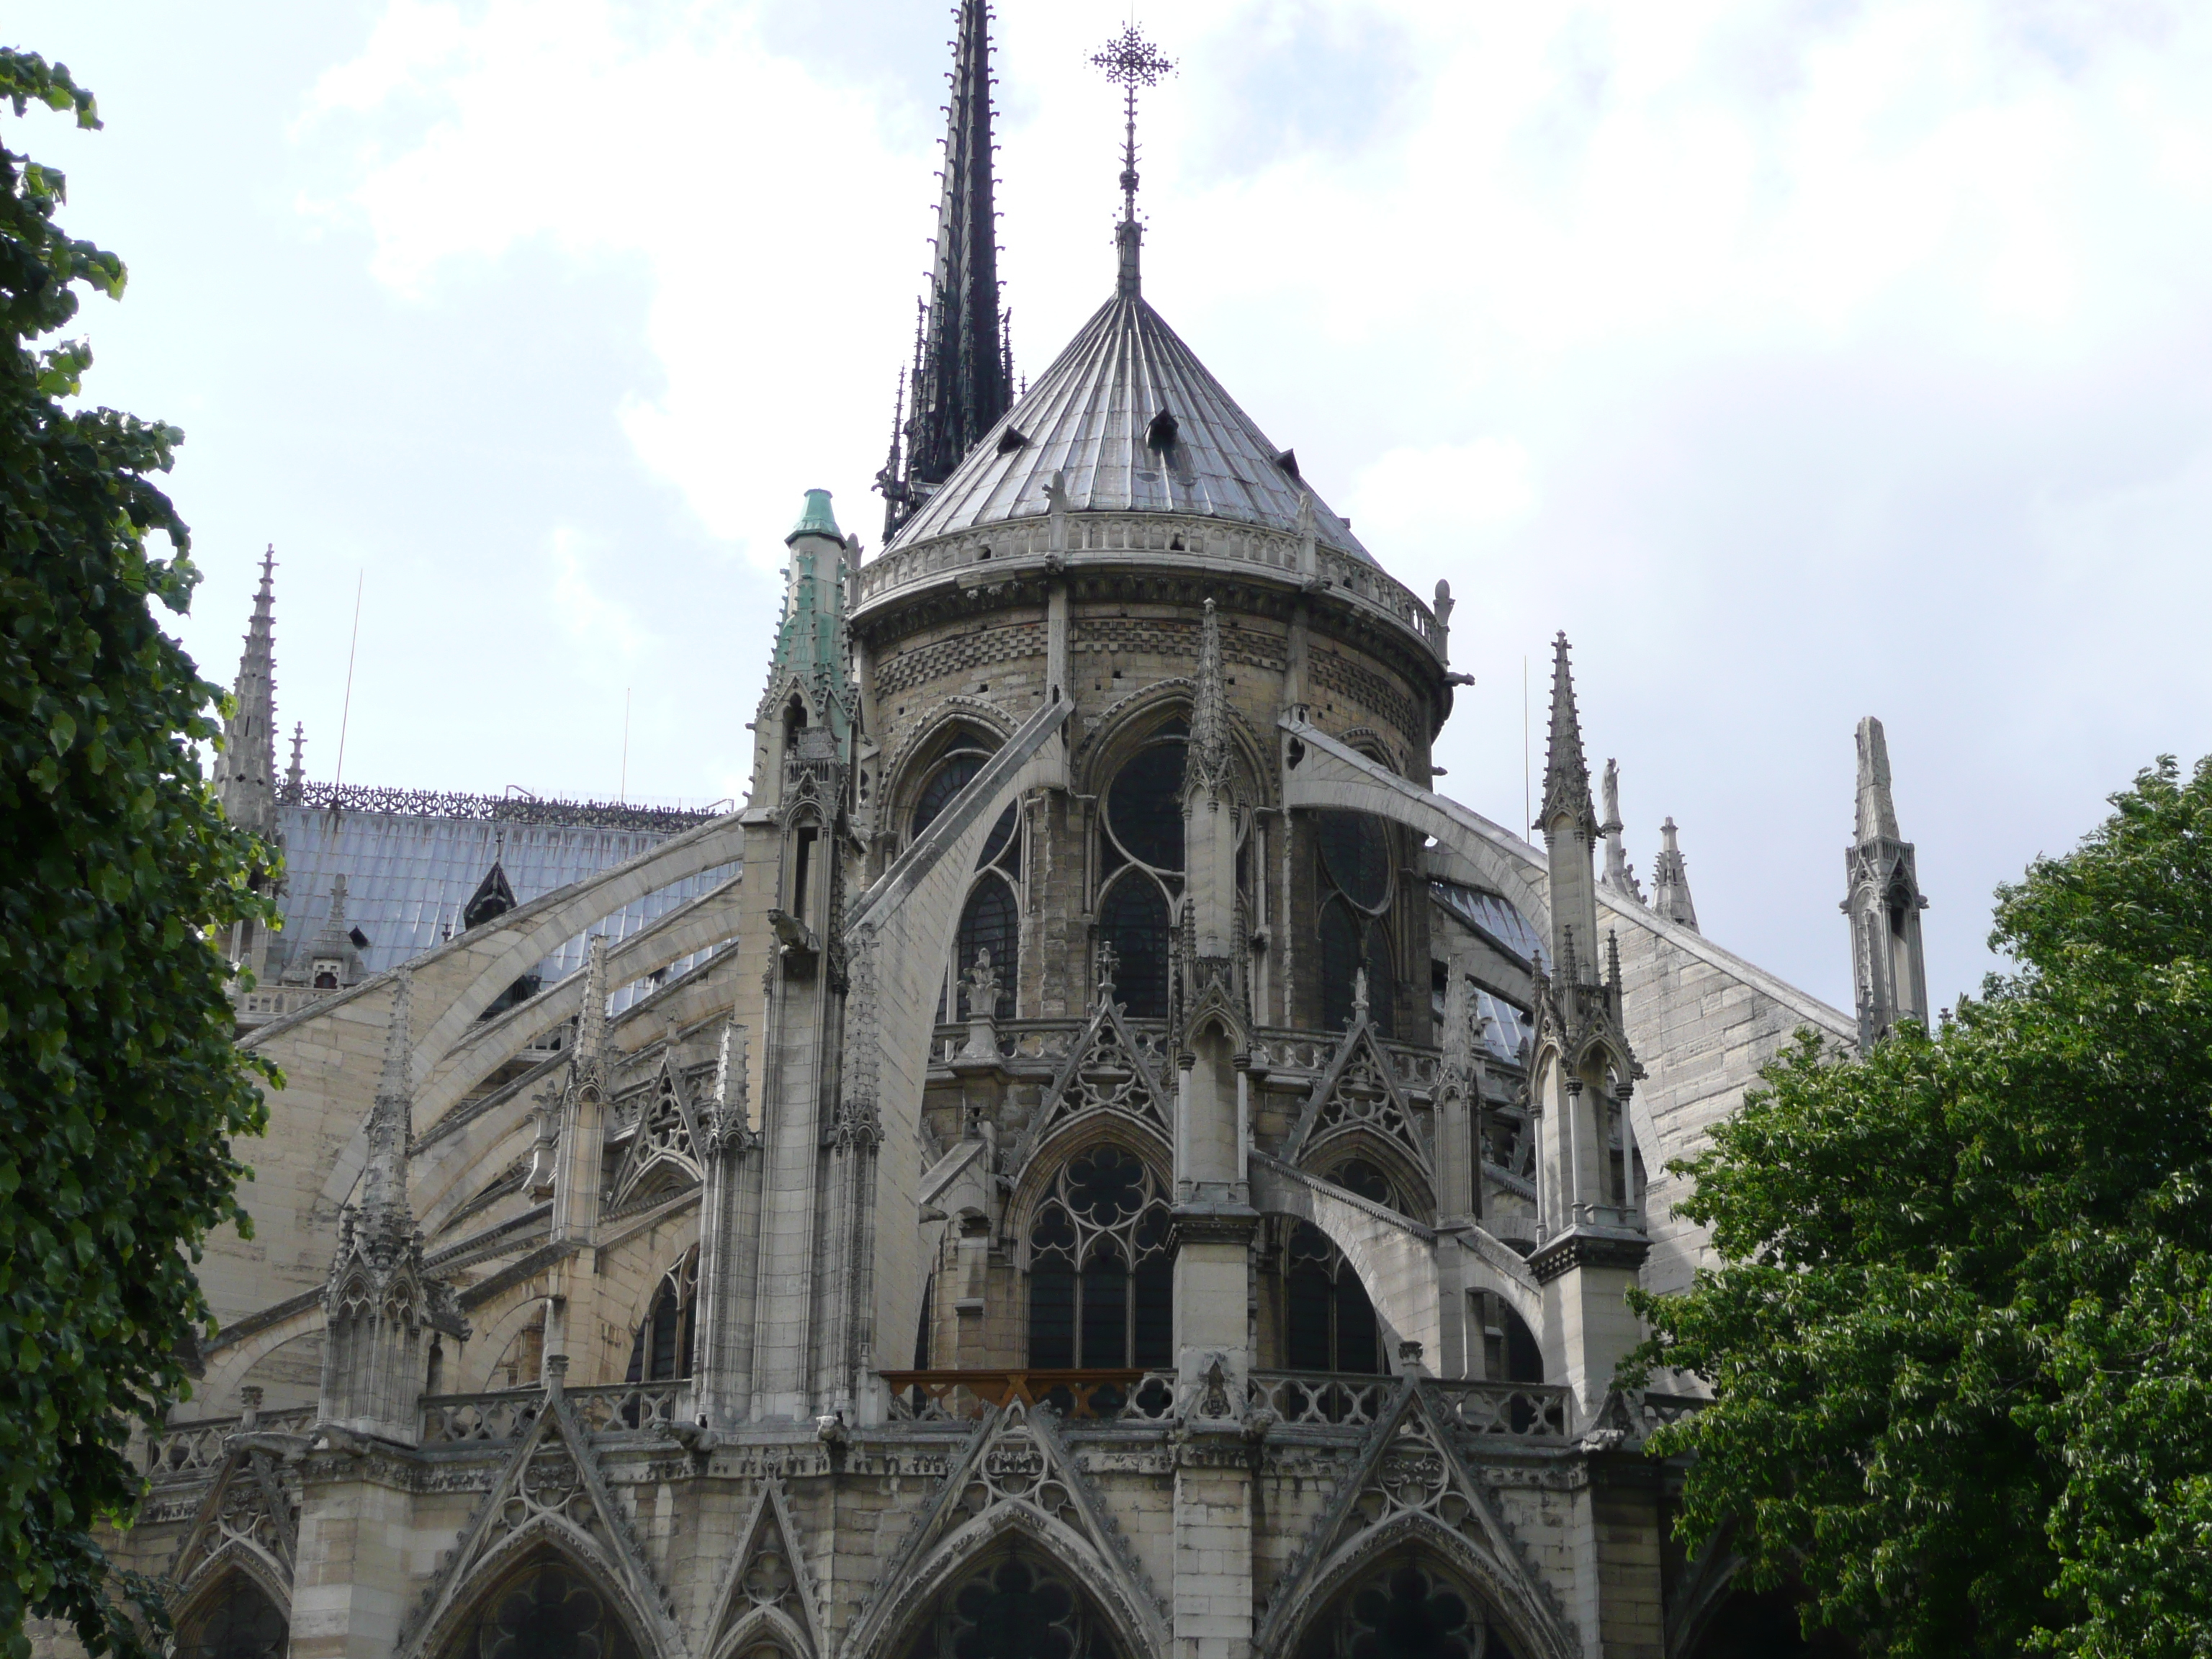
[
  {"x1": 1316, "y1": 810, "x2": 1397, "y2": 1038},
  {"x1": 917, "y1": 736, "x2": 1026, "y2": 1023},
  {"x1": 1095, "y1": 720, "x2": 1187, "y2": 1020},
  {"x1": 441, "y1": 1555, "x2": 642, "y2": 1659},
  {"x1": 624, "y1": 1251, "x2": 698, "y2": 1383},
  {"x1": 176, "y1": 1575, "x2": 288, "y2": 1659},
  {"x1": 1282, "y1": 1219, "x2": 1380, "y2": 1374},
  {"x1": 1290, "y1": 1561, "x2": 1522, "y2": 1659},
  {"x1": 896, "y1": 1555, "x2": 1120, "y2": 1659},
  {"x1": 1026, "y1": 1145, "x2": 1174, "y2": 1369}
]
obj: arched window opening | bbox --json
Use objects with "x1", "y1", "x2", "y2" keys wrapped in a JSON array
[
  {"x1": 1094, "y1": 721, "x2": 1189, "y2": 1017},
  {"x1": 896, "y1": 1554, "x2": 1120, "y2": 1659},
  {"x1": 1475, "y1": 1296, "x2": 1545, "y2": 1385},
  {"x1": 1290, "y1": 1560, "x2": 1523, "y2": 1659},
  {"x1": 1316, "y1": 810, "x2": 1398, "y2": 1038},
  {"x1": 440, "y1": 1554, "x2": 642, "y2": 1659},
  {"x1": 176, "y1": 1575, "x2": 287, "y2": 1659},
  {"x1": 623, "y1": 1252, "x2": 698, "y2": 1383},
  {"x1": 1282, "y1": 1221, "x2": 1380, "y2": 1374},
  {"x1": 953, "y1": 876, "x2": 1020, "y2": 1021},
  {"x1": 1027, "y1": 1146, "x2": 1173, "y2": 1370},
  {"x1": 1098, "y1": 875, "x2": 1172, "y2": 1020},
  {"x1": 1332, "y1": 1159, "x2": 1394, "y2": 1208}
]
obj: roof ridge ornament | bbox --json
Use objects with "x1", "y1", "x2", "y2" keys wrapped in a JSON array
[{"x1": 1092, "y1": 22, "x2": 1175, "y2": 299}]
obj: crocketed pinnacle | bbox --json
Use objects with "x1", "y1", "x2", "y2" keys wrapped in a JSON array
[
  {"x1": 217, "y1": 547, "x2": 280, "y2": 840},
  {"x1": 1186, "y1": 598, "x2": 1232, "y2": 799},
  {"x1": 1539, "y1": 634, "x2": 1596, "y2": 838},
  {"x1": 1651, "y1": 817, "x2": 1700, "y2": 933},
  {"x1": 359, "y1": 966, "x2": 415, "y2": 1234},
  {"x1": 876, "y1": 0, "x2": 1013, "y2": 539},
  {"x1": 1855, "y1": 716, "x2": 1900, "y2": 842}
]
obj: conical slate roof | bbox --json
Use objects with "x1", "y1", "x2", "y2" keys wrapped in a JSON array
[{"x1": 886, "y1": 292, "x2": 1378, "y2": 566}]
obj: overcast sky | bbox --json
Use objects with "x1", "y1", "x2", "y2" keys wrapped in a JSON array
[{"x1": 16, "y1": 0, "x2": 2212, "y2": 1018}]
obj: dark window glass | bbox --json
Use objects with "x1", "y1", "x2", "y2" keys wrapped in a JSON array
[
  {"x1": 1081, "y1": 1243, "x2": 1128, "y2": 1367},
  {"x1": 956, "y1": 877, "x2": 1019, "y2": 1020},
  {"x1": 624, "y1": 1259, "x2": 695, "y2": 1383},
  {"x1": 1317, "y1": 811, "x2": 1392, "y2": 911},
  {"x1": 177, "y1": 1577, "x2": 287, "y2": 1659},
  {"x1": 1321, "y1": 901, "x2": 1362, "y2": 1030},
  {"x1": 1106, "y1": 742, "x2": 1187, "y2": 871},
  {"x1": 1335, "y1": 1159, "x2": 1393, "y2": 1207},
  {"x1": 1100, "y1": 876, "x2": 1172, "y2": 1020},
  {"x1": 1342, "y1": 1566, "x2": 1478, "y2": 1659},
  {"x1": 1503, "y1": 1306, "x2": 1544, "y2": 1384},
  {"x1": 1336, "y1": 1271, "x2": 1379, "y2": 1374},
  {"x1": 976, "y1": 801, "x2": 1018, "y2": 871},
  {"x1": 914, "y1": 753, "x2": 984, "y2": 840},
  {"x1": 1366, "y1": 930, "x2": 1397, "y2": 1040},
  {"x1": 1133, "y1": 1258, "x2": 1174, "y2": 1367},
  {"x1": 443, "y1": 1558, "x2": 640, "y2": 1659},
  {"x1": 1066, "y1": 1146, "x2": 1144, "y2": 1224},
  {"x1": 1028, "y1": 1259, "x2": 1076, "y2": 1368},
  {"x1": 948, "y1": 1559, "x2": 1087, "y2": 1659},
  {"x1": 1287, "y1": 1263, "x2": 1333, "y2": 1371}
]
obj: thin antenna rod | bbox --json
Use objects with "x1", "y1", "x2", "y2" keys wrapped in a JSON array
[
  {"x1": 333, "y1": 571, "x2": 364, "y2": 792},
  {"x1": 1522, "y1": 654, "x2": 1531, "y2": 836},
  {"x1": 619, "y1": 688, "x2": 631, "y2": 803}
]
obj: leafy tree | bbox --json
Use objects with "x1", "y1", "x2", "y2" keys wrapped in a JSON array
[
  {"x1": 1627, "y1": 755, "x2": 2212, "y2": 1658},
  {"x1": 1, "y1": 50, "x2": 275, "y2": 1659}
]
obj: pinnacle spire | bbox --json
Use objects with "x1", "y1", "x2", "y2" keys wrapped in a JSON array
[
  {"x1": 217, "y1": 547, "x2": 280, "y2": 839},
  {"x1": 1186, "y1": 598, "x2": 1231, "y2": 799},
  {"x1": 1855, "y1": 716, "x2": 1899, "y2": 842},
  {"x1": 1599, "y1": 757, "x2": 1642, "y2": 900},
  {"x1": 1538, "y1": 634, "x2": 1596, "y2": 837},
  {"x1": 1845, "y1": 715, "x2": 1928, "y2": 1047},
  {"x1": 878, "y1": 0, "x2": 1013, "y2": 539},
  {"x1": 1651, "y1": 817, "x2": 1699, "y2": 932},
  {"x1": 360, "y1": 966, "x2": 414, "y2": 1228}
]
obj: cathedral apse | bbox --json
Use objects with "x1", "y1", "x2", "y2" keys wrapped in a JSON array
[{"x1": 89, "y1": 10, "x2": 1941, "y2": 1659}]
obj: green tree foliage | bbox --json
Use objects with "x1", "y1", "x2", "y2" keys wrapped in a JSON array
[
  {"x1": 1, "y1": 50, "x2": 275, "y2": 1659},
  {"x1": 1628, "y1": 755, "x2": 2212, "y2": 1658}
]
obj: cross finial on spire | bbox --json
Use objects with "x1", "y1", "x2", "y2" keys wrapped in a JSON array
[{"x1": 1092, "y1": 23, "x2": 1174, "y2": 298}]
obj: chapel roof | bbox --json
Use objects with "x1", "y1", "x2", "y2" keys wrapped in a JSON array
[{"x1": 884, "y1": 289, "x2": 1377, "y2": 567}]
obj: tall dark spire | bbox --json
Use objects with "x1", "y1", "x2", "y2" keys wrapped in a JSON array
[
  {"x1": 1845, "y1": 716, "x2": 1929, "y2": 1047},
  {"x1": 1092, "y1": 24, "x2": 1175, "y2": 300},
  {"x1": 876, "y1": 0, "x2": 1012, "y2": 541},
  {"x1": 217, "y1": 546, "x2": 279, "y2": 840}
]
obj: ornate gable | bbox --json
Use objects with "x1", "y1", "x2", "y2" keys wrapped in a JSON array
[
  {"x1": 169, "y1": 1447, "x2": 299, "y2": 1598},
  {"x1": 1025, "y1": 981, "x2": 1173, "y2": 1152},
  {"x1": 611, "y1": 1059, "x2": 703, "y2": 1213},
  {"x1": 1282, "y1": 1014, "x2": 1432, "y2": 1180},
  {"x1": 699, "y1": 1477, "x2": 827, "y2": 1659},
  {"x1": 840, "y1": 1401, "x2": 1168, "y2": 1659},
  {"x1": 397, "y1": 1372, "x2": 680, "y2": 1659},
  {"x1": 1256, "y1": 1381, "x2": 1573, "y2": 1659}
]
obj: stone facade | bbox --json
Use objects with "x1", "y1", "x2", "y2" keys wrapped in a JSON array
[{"x1": 80, "y1": 14, "x2": 1936, "y2": 1659}]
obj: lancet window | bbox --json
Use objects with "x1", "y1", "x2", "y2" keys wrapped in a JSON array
[
  {"x1": 916, "y1": 737, "x2": 1024, "y2": 1022},
  {"x1": 897, "y1": 1555, "x2": 1119, "y2": 1659},
  {"x1": 1025, "y1": 1145, "x2": 1174, "y2": 1370},
  {"x1": 1280, "y1": 1160, "x2": 1391, "y2": 1375},
  {"x1": 175, "y1": 1574, "x2": 288, "y2": 1659},
  {"x1": 623, "y1": 1250, "x2": 698, "y2": 1383},
  {"x1": 1095, "y1": 719, "x2": 1187, "y2": 1020},
  {"x1": 1317, "y1": 809, "x2": 1397, "y2": 1038},
  {"x1": 440, "y1": 1554, "x2": 642, "y2": 1659}
]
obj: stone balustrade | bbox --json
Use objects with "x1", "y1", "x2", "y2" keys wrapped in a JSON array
[
  {"x1": 141, "y1": 1406, "x2": 315, "y2": 1478},
  {"x1": 853, "y1": 512, "x2": 1447, "y2": 663},
  {"x1": 878, "y1": 1369, "x2": 1179, "y2": 1424},
  {"x1": 418, "y1": 1381, "x2": 685, "y2": 1445}
]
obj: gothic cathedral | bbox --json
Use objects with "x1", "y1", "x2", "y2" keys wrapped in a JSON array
[{"x1": 100, "y1": 12, "x2": 1936, "y2": 1659}]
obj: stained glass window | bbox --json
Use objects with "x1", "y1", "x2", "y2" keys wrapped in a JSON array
[{"x1": 442, "y1": 1557, "x2": 640, "y2": 1659}]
